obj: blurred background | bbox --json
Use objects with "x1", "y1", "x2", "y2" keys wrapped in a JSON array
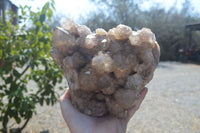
[
  {"x1": 0, "y1": 0, "x2": 200, "y2": 133},
  {"x1": 10, "y1": 0, "x2": 200, "y2": 62}
]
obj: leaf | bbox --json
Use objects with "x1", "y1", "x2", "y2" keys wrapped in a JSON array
[
  {"x1": 39, "y1": 98, "x2": 44, "y2": 106},
  {"x1": 0, "y1": 92, "x2": 4, "y2": 98},
  {"x1": 0, "y1": 102, "x2": 3, "y2": 107},
  {"x1": 14, "y1": 97, "x2": 20, "y2": 105},
  {"x1": 22, "y1": 101, "x2": 28, "y2": 111},
  {"x1": 13, "y1": 69, "x2": 21, "y2": 78},
  {"x1": 5, "y1": 76, "x2": 13, "y2": 84},
  {"x1": 42, "y1": 2, "x2": 49, "y2": 13},
  {"x1": 3, "y1": 116, "x2": 8, "y2": 128},
  {"x1": 29, "y1": 60, "x2": 35, "y2": 69},
  {"x1": 39, "y1": 13, "x2": 46, "y2": 23},
  {"x1": 59, "y1": 86, "x2": 64, "y2": 91},
  {"x1": 21, "y1": 78, "x2": 28, "y2": 83},
  {"x1": 52, "y1": 78, "x2": 57, "y2": 85},
  {"x1": 15, "y1": 116, "x2": 21, "y2": 124},
  {"x1": 0, "y1": 49, "x2": 3, "y2": 59},
  {"x1": 47, "y1": 8, "x2": 53, "y2": 21},
  {"x1": 46, "y1": 98, "x2": 50, "y2": 105}
]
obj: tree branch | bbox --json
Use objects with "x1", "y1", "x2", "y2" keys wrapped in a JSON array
[
  {"x1": 19, "y1": 117, "x2": 31, "y2": 132},
  {"x1": 13, "y1": 64, "x2": 30, "y2": 83},
  {"x1": 20, "y1": 65, "x2": 30, "y2": 79}
]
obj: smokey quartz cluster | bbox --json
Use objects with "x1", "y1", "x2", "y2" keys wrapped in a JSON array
[{"x1": 51, "y1": 18, "x2": 160, "y2": 118}]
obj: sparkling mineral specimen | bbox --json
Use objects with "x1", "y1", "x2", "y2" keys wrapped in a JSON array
[{"x1": 51, "y1": 18, "x2": 160, "y2": 118}]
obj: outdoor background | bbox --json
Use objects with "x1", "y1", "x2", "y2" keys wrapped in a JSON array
[{"x1": 0, "y1": 0, "x2": 200, "y2": 133}]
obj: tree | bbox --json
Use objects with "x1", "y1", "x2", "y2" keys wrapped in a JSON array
[
  {"x1": 84, "y1": 0, "x2": 143, "y2": 31},
  {"x1": 83, "y1": 0, "x2": 200, "y2": 61},
  {"x1": 0, "y1": 0, "x2": 64, "y2": 132}
]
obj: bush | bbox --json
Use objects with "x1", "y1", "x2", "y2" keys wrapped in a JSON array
[{"x1": 0, "y1": 1, "x2": 64, "y2": 132}]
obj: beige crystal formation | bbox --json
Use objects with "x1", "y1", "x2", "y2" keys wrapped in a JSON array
[{"x1": 51, "y1": 18, "x2": 160, "y2": 118}]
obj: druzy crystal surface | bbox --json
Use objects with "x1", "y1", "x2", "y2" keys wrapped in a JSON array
[{"x1": 51, "y1": 18, "x2": 160, "y2": 118}]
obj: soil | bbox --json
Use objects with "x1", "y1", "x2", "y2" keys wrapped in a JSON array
[{"x1": 7, "y1": 62, "x2": 200, "y2": 133}]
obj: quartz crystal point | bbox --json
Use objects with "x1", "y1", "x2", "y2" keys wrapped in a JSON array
[{"x1": 51, "y1": 19, "x2": 160, "y2": 118}]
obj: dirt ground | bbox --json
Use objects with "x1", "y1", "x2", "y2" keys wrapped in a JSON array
[{"x1": 11, "y1": 62, "x2": 200, "y2": 133}]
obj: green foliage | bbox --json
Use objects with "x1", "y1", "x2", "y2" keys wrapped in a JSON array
[
  {"x1": 0, "y1": 0, "x2": 64, "y2": 132},
  {"x1": 84, "y1": 0, "x2": 200, "y2": 61}
]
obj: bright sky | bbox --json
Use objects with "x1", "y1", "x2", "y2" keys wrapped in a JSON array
[
  {"x1": 11, "y1": 0, "x2": 94, "y2": 22},
  {"x1": 11, "y1": 0, "x2": 200, "y2": 22}
]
